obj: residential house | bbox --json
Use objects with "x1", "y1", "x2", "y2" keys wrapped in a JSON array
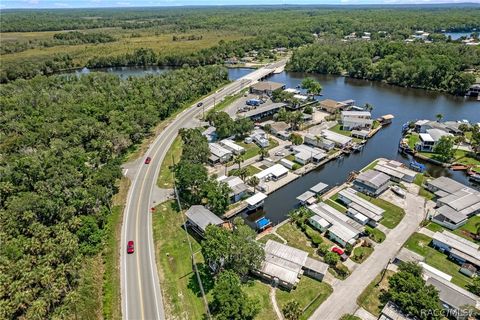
[
  {"x1": 426, "y1": 177, "x2": 480, "y2": 230},
  {"x1": 219, "y1": 139, "x2": 245, "y2": 155},
  {"x1": 292, "y1": 144, "x2": 327, "y2": 165},
  {"x1": 373, "y1": 159, "x2": 417, "y2": 183},
  {"x1": 303, "y1": 133, "x2": 335, "y2": 151},
  {"x1": 217, "y1": 175, "x2": 249, "y2": 203},
  {"x1": 318, "y1": 99, "x2": 349, "y2": 114},
  {"x1": 414, "y1": 120, "x2": 462, "y2": 135},
  {"x1": 269, "y1": 121, "x2": 290, "y2": 136},
  {"x1": 340, "y1": 110, "x2": 373, "y2": 131},
  {"x1": 308, "y1": 202, "x2": 363, "y2": 247},
  {"x1": 185, "y1": 205, "x2": 224, "y2": 236},
  {"x1": 379, "y1": 301, "x2": 415, "y2": 320},
  {"x1": 425, "y1": 274, "x2": 480, "y2": 319},
  {"x1": 431, "y1": 230, "x2": 480, "y2": 269},
  {"x1": 417, "y1": 129, "x2": 453, "y2": 152},
  {"x1": 279, "y1": 158, "x2": 295, "y2": 170},
  {"x1": 353, "y1": 169, "x2": 391, "y2": 196},
  {"x1": 242, "y1": 103, "x2": 285, "y2": 121},
  {"x1": 255, "y1": 163, "x2": 289, "y2": 182},
  {"x1": 310, "y1": 182, "x2": 329, "y2": 195},
  {"x1": 338, "y1": 188, "x2": 385, "y2": 227},
  {"x1": 208, "y1": 143, "x2": 232, "y2": 164},
  {"x1": 321, "y1": 130, "x2": 353, "y2": 148},
  {"x1": 250, "y1": 81, "x2": 285, "y2": 95},
  {"x1": 251, "y1": 129, "x2": 270, "y2": 148},
  {"x1": 253, "y1": 240, "x2": 328, "y2": 290},
  {"x1": 202, "y1": 126, "x2": 217, "y2": 142},
  {"x1": 296, "y1": 191, "x2": 316, "y2": 206}
]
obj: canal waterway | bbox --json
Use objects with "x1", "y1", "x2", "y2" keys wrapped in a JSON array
[
  {"x1": 71, "y1": 65, "x2": 479, "y2": 224},
  {"x1": 262, "y1": 71, "x2": 479, "y2": 224}
]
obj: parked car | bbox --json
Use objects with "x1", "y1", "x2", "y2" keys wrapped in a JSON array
[
  {"x1": 144, "y1": 157, "x2": 152, "y2": 164},
  {"x1": 391, "y1": 185, "x2": 406, "y2": 198},
  {"x1": 331, "y1": 247, "x2": 348, "y2": 261},
  {"x1": 197, "y1": 102, "x2": 203, "y2": 108},
  {"x1": 274, "y1": 151, "x2": 285, "y2": 157},
  {"x1": 127, "y1": 241, "x2": 134, "y2": 254}
]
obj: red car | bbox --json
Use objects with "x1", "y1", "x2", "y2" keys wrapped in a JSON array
[
  {"x1": 127, "y1": 241, "x2": 134, "y2": 254},
  {"x1": 331, "y1": 247, "x2": 348, "y2": 261},
  {"x1": 144, "y1": 157, "x2": 151, "y2": 164}
]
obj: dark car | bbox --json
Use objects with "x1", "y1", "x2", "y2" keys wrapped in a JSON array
[
  {"x1": 127, "y1": 241, "x2": 134, "y2": 254},
  {"x1": 144, "y1": 157, "x2": 151, "y2": 164},
  {"x1": 197, "y1": 102, "x2": 203, "y2": 108}
]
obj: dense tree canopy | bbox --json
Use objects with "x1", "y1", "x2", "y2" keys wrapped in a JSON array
[
  {"x1": 288, "y1": 40, "x2": 479, "y2": 95},
  {"x1": 0, "y1": 66, "x2": 228, "y2": 319}
]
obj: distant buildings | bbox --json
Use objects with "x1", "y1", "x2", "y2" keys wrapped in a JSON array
[
  {"x1": 291, "y1": 144, "x2": 327, "y2": 165},
  {"x1": 426, "y1": 177, "x2": 480, "y2": 230},
  {"x1": 318, "y1": 99, "x2": 350, "y2": 113},
  {"x1": 250, "y1": 81, "x2": 285, "y2": 95},
  {"x1": 340, "y1": 110, "x2": 373, "y2": 131},
  {"x1": 251, "y1": 129, "x2": 270, "y2": 148}
]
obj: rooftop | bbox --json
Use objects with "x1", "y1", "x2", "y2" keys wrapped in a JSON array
[
  {"x1": 355, "y1": 169, "x2": 391, "y2": 189},
  {"x1": 341, "y1": 110, "x2": 372, "y2": 118},
  {"x1": 297, "y1": 191, "x2": 316, "y2": 202},
  {"x1": 251, "y1": 81, "x2": 285, "y2": 92},
  {"x1": 339, "y1": 188, "x2": 385, "y2": 218},
  {"x1": 379, "y1": 301, "x2": 415, "y2": 320},
  {"x1": 310, "y1": 182, "x2": 329, "y2": 194},
  {"x1": 426, "y1": 276, "x2": 480, "y2": 310},
  {"x1": 321, "y1": 129, "x2": 353, "y2": 145},
  {"x1": 243, "y1": 102, "x2": 286, "y2": 118},
  {"x1": 255, "y1": 163, "x2": 289, "y2": 180},
  {"x1": 246, "y1": 192, "x2": 267, "y2": 206},
  {"x1": 433, "y1": 230, "x2": 480, "y2": 266},
  {"x1": 185, "y1": 205, "x2": 224, "y2": 233},
  {"x1": 209, "y1": 143, "x2": 232, "y2": 158}
]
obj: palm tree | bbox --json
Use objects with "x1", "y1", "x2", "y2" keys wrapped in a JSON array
[
  {"x1": 436, "y1": 113, "x2": 444, "y2": 122},
  {"x1": 233, "y1": 154, "x2": 244, "y2": 169},
  {"x1": 282, "y1": 300, "x2": 302, "y2": 320},
  {"x1": 259, "y1": 148, "x2": 269, "y2": 160},
  {"x1": 454, "y1": 135, "x2": 465, "y2": 152},
  {"x1": 247, "y1": 176, "x2": 260, "y2": 192}
]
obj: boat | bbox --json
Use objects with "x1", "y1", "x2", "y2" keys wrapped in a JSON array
[
  {"x1": 409, "y1": 160, "x2": 426, "y2": 172},
  {"x1": 451, "y1": 164, "x2": 469, "y2": 171},
  {"x1": 352, "y1": 144, "x2": 363, "y2": 152},
  {"x1": 391, "y1": 185, "x2": 406, "y2": 198},
  {"x1": 255, "y1": 217, "x2": 272, "y2": 231}
]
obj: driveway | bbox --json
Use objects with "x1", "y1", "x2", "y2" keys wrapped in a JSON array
[{"x1": 308, "y1": 190, "x2": 426, "y2": 319}]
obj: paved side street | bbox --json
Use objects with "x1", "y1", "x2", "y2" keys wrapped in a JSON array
[{"x1": 309, "y1": 187, "x2": 426, "y2": 320}]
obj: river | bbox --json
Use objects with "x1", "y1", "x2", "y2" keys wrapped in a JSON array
[{"x1": 73, "y1": 65, "x2": 479, "y2": 225}]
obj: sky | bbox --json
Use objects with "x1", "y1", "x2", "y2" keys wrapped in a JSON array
[{"x1": 2, "y1": 0, "x2": 479, "y2": 9}]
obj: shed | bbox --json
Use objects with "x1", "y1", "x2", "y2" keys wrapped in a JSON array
[
  {"x1": 246, "y1": 192, "x2": 268, "y2": 210},
  {"x1": 297, "y1": 191, "x2": 316, "y2": 205},
  {"x1": 310, "y1": 182, "x2": 329, "y2": 195}
]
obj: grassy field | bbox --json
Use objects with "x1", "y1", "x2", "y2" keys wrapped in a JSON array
[
  {"x1": 237, "y1": 138, "x2": 279, "y2": 161},
  {"x1": 152, "y1": 201, "x2": 207, "y2": 319},
  {"x1": 404, "y1": 233, "x2": 473, "y2": 288},
  {"x1": 413, "y1": 173, "x2": 435, "y2": 200},
  {"x1": 258, "y1": 232, "x2": 285, "y2": 244},
  {"x1": 277, "y1": 223, "x2": 318, "y2": 256},
  {"x1": 365, "y1": 226, "x2": 386, "y2": 243},
  {"x1": 426, "y1": 215, "x2": 480, "y2": 244},
  {"x1": 357, "y1": 270, "x2": 395, "y2": 316},
  {"x1": 357, "y1": 193, "x2": 405, "y2": 229},
  {"x1": 351, "y1": 246, "x2": 374, "y2": 264},
  {"x1": 157, "y1": 135, "x2": 183, "y2": 188},
  {"x1": 243, "y1": 280, "x2": 275, "y2": 320},
  {"x1": 276, "y1": 277, "x2": 333, "y2": 320},
  {"x1": 1, "y1": 28, "x2": 247, "y2": 70},
  {"x1": 407, "y1": 133, "x2": 419, "y2": 149},
  {"x1": 324, "y1": 198, "x2": 347, "y2": 213},
  {"x1": 361, "y1": 160, "x2": 379, "y2": 172}
]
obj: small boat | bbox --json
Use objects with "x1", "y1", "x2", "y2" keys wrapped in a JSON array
[
  {"x1": 409, "y1": 160, "x2": 426, "y2": 173},
  {"x1": 451, "y1": 164, "x2": 469, "y2": 171},
  {"x1": 352, "y1": 144, "x2": 363, "y2": 152},
  {"x1": 470, "y1": 174, "x2": 480, "y2": 183},
  {"x1": 255, "y1": 217, "x2": 272, "y2": 231},
  {"x1": 391, "y1": 185, "x2": 406, "y2": 198}
]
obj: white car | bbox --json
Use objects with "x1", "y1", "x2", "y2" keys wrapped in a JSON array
[{"x1": 274, "y1": 151, "x2": 285, "y2": 157}]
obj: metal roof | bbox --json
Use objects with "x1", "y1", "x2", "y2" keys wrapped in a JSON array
[
  {"x1": 242, "y1": 103, "x2": 286, "y2": 118},
  {"x1": 304, "y1": 257, "x2": 328, "y2": 275},
  {"x1": 255, "y1": 163, "x2": 289, "y2": 180},
  {"x1": 297, "y1": 191, "x2": 316, "y2": 202},
  {"x1": 310, "y1": 182, "x2": 329, "y2": 194},
  {"x1": 426, "y1": 276, "x2": 480, "y2": 310},
  {"x1": 251, "y1": 81, "x2": 285, "y2": 92},
  {"x1": 246, "y1": 192, "x2": 267, "y2": 206},
  {"x1": 209, "y1": 143, "x2": 232, "y2": 158},
  {"x1": 356, "y1": 170, "x2": 391, "y2": 189},
  {"x1": 321, "y1": 129, "x2": 353, "y2": 145},
  {"x1": 184, "y1": 205, "x2": 224, "y2": 232},
  {"x1": 433, "y1": 230, "x2": 480, "y2": 265}
]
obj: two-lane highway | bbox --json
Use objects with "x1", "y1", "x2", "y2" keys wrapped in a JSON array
[{"x1": 121, "y1": 60, "x2": 286, "y2": 320}]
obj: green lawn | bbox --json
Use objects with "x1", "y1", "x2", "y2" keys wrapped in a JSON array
[
  {"x1": 361, "y1": 160, "x2": 379, "y2": 172},
  {"x1": 325, "y1": 199, "x2": 347, "y2": 213},
  {"x1": 454, "y1": 149, "x2": 480, "y2": 172},
  {"x1": 404, "y1": 233, "x2": 473, "y2": 288},
  {"x1": 258, "y1": 233, "x2": 284, "y2": 244},
  {"x1": 243, "y1": 280, "x2": 275, "y2": 320},
  {"x1": 406, "y1": 133, "x2": 419, "y2": 150},
  {"x1": 414, "y1": 173, "x2": 435, "y2": 200},
  {"x1": 153, "y1": 201, "x2": 208, "y2": 319},
  {"x1": 357, "y1": 193, "x2": 405, "y2": 229},
  {"x1": 236, "y1": 138, "x2": 279, "y2": 161},
  {"x1": 330, "y1": 124, "x2": 352, "y2": 137},
  {"x1": 277, "y1": 223, "x2": 318, "y2": 256},
  {"x1": 357, "y1": 270, "x2": 395, "y2": 316},
  {"x1": 427, "y1": 216, "x2": 480, "y2": 244},
  {"x1": 229, "y1": 164, "x2": 261, "y2": 177},
  {"x1": 365, "y1": 226, "x2": 386, "y2": 243},
  {"x1": 351, "y1": 246, "x2": 374, "y2": 264},
  {"x1": 157, "y1": 135, "x2": 182, "y2": 188},
  {"x1": 276, "y1": 277, "x2": 333, "y2": 320}
]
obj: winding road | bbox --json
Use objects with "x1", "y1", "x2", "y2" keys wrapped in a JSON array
[{"x1": 120, "y1": 60, "x2": 287, "y2": 320}]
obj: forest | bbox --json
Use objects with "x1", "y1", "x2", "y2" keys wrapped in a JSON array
[
  {"x1": 2, "y1": 5, "x2": 480, "y2": 85},
  {"x1": 0, "y1": 66, "x2": 228, "y2": 319},
  {"x1": 288, "y1": 40, "x2": 480, "y2": 95}
]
